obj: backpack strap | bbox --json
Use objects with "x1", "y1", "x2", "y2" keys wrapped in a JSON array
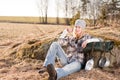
[
  {"x1": 109, "y1": 51, "x2": 115, "y2": 57},
  {"x1": 89, "y1": 42, "x2": 95, "y2": 59}
]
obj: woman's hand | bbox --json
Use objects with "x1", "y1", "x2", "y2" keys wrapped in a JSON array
[
  {"x1": 67, "y1": 28, "x2": 73, "y2": 33},
  {"x1": 82, "y1": 40, "x2": 88, "y2": 48}
]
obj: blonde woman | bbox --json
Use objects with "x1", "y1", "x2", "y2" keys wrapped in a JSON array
[{"x1": 39, "y1": 19, "x2": 100, "y2": 80}]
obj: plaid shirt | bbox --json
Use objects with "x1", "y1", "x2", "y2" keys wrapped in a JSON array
[{"x1": 58, "y1": 34, "x2": 92, "y2": 64}]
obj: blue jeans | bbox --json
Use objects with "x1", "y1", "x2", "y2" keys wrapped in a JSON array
[{"x1": 43, "y1": 42, "x2": 82, "y2": 80}]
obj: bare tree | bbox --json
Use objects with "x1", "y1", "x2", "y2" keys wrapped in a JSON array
[
  {"x1": 97, "y1": 0, "x2": 120, "y2": 27},
  {"x1": 55, "y1": 0, "x2": 61, "y2": 24},
  {"x1": 63, "y1": 0, "x2": 81, "y2": 25},
  {"x1": 64, "y1": 0, "x2": 69, "y2": 24},
  {"x1": 81, "y1": 0, "x2": 87, "y2": 17},
  {"x1": 36, "y1": 0, "x2": 44, "y2": 23},
  {"x1": 44, "y1": 0, "x2": 48, "y2": 24},
  {"x1": 36, "y1": 0, "x2": 48, "y2": 24},
  {"x1": 107, "y1": 0, "x2": 120, "y2": 26},
  {"x1": 82, "y1": 0, "x2": 103, "y2": 26}
]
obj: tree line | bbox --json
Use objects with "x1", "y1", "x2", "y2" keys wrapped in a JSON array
[{"x1": 36, "y1": 0, "x2": 120, "y2": 27}]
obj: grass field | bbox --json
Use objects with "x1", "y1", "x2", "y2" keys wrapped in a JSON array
[
  {"x1": 0, "y1": 16, "x2": 70, "y2": 24},
  {"x1": 0, "y1": 22, "x2": 120, "y2": 80},
  {"x1": 0, "y1": 22, "x2": 68, "y2": 45}
]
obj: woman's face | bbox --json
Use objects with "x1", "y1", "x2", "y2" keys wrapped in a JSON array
[{"x1": 74, "y1": 26, "x2": 82, "y2": 35}]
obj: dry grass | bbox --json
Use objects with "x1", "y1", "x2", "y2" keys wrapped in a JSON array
[
  {"x1": 85, "y1": 27, "x2": 120, "y2": 45},
  {"x1": 0, "y1": 22, "x2": 67, "y2": 80},
  {"x1": 0, "y1": 22, "x2": 120, "y2": 80},
  {"x1": 0, "y1": 16, "x2": 69, "y2": 24},
  {"x1": 0, "y1": 22, "x2": 68, "y2": 45}
]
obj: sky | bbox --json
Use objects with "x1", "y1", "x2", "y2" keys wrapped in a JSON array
[{"x1": 0, "y1": 0, "x2": 65, "y2": 17}]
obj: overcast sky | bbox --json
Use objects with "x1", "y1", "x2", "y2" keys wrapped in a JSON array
[{"x1": 0, "y1": 0, "x2": 65, "y2": 17}]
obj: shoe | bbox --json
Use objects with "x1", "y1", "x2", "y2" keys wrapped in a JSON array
[
  {"x1": 38, "y1": 67, "x2": 47, "y2": 74},
  {"x1": 47, "y1": 64, "x2": 57, "y2": 80}
]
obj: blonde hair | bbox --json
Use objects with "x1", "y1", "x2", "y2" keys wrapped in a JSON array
[{"x1": 72, "y1": 27, "x2": 76, "y2": 38}]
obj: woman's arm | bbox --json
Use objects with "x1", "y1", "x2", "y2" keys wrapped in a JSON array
[
  {"x1": 58, "y1": 29, "x2": 69, "y2": 46},
  {"x1": 82, "y1": 38, "x2": 103, "y2": 48},
  {"x1": 86, "y1": 38, "x2": 102, "y2": 43},
  {"x1": 59, "y1": 29, "x2": 68, "y2": 38}
]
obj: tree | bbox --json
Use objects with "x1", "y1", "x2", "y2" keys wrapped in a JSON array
[
  {"x1": 36, "y1": 0, "x2": 44, "y2": 23},
  {"x1": 98, "y1": 0, "x2": 120, "y2": 27},
  {"x1": 107, "y1": 0, "x2": 120, "y2": 26},
  {"x1": 84, "y1": 0, "x2": 103, "y2": 26},
  {"x1": 44, "y1": 0, "x2": 48, "y2": 24},
  {"x1": 64, "y1": 0, "x2": 69, "y2": 24},
  {"x1": 81, "y1": 0, "x2": 87, "y2": 15},
  {"x1": 98, "y1": 4, "x2": 107, "y2": 26},
  {"x1": 64, "y1": 0, "x2": 81, "y2": 25},
  {"x1": 70, "y1": 11, "x2": 80, "y2": 26},
  {"x1": 55, "y1": 0, "x2": 63, "y2": 24},
  {"x1": 36, "y1": 0, "x2": 48, "y2": 24}
]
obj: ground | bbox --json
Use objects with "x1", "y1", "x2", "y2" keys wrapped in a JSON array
[{"x1": 0, "y1": 22, "x2": 120, "y2": 80}]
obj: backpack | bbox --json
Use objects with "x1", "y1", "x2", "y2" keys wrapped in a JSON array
[
  {"x1": 82, "y1": 41, "x2": 115, "y2": 68},
  {"x1": 83, "y1": 41, "x2": 114, "y2": 53}
]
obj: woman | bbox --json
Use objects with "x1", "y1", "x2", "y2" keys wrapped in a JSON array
[{"x1": 39, "y1": 19, "x2": 100, "y2": 80}]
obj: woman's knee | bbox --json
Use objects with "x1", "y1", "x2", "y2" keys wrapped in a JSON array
[
  {"x1": 51, "y1": 42, "x2": 59, "y2": 47},
  {"x1": 70, "y1": 61, "x2": 81, "y2": 71}
]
